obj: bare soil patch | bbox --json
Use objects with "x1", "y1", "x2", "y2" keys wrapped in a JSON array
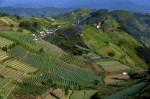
[
  {"x1": 104, "y1": 74, "x2": 130, "y2": 83},
  {"x1": 84, "y1": 59, "x2": 104, "y2": 73}
]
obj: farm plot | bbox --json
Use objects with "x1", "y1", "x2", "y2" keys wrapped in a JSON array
[
  {"x1": 104, "y1": 74, "x2": 130, "y2": 83},
  {"x1": 83, "y1": 52, "x2": 102, "y2": 60},
  {"x1": 0, "y1": 67, "x2": 28, "y2": 82},
  {"x1": 1, "y1": 80, "x2": 17, "y2": 99},
  {"x1": 0, "y1": 17, "x2": 18, "y2": 26},
  {"x1": 0, "y1": 50, "x2": 9, "y2": 62},
  {"x1": 35, "y1": 40, "x2": 63, "y2": 57},
  {"x1": 97, "y1": 61, "x2": 131, "y2": 72},
  {"x1": 7, "y1": 60, "x2": 37, "y2": 73},
  {"x1": 70, "y1": 90, "x2": 97, "y2": 99},
  {"x1": 8, "y1": 46, "x2": 27, "y2": 58},
  {"x1": 105, "y1": 81, "x2": 149, "y2": 99},
  {"x1": 20, "y1": 52, "x2": 45, "y2": 68},
  {"x1": 0, "y1": 36, "x2": 13, "y2": 48},
  {"x1": 0, "y1": 78, "x2": 13, "y2": 98},
  {"x1": 41, "y1": 57, "x2": 100, "y2": 86}
]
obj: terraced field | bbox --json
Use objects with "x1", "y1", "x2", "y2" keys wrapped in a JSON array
[
  {"x1": 0, "y1": 17, "x2": 18, "y2": 26},
  {"x1": 35, "y1": 40, "x2": 63, "y2": 57},
  {"x1": 97, "y1": 61, "x2": 131, "y2": 72},
  {"x1": 8, "y1": 46, "x2": 27, "y2": 58},
  {"x1": 70, "y1": 90, "x2": 98, "y2": 99},
  {"x1": 2, "y1": 80, "x2": 17, "y2": 99},
  {"x1": 0, "y1": 50, "x2": 9, "y2": 62},
  {"x1": 0, "y1": 36, "x2": 13, "y2": 48},
  {"x1": 0, "y1": 66, "x2": 28, "y2": 82},
  {"x1": 20, "y1": 52, "x2": 45, "y2": 68},
  {"x1": 105, "y1": 81, "x2": 150, "y2": 99},
  {"x1": 7, "y1": 60, "x2": 38, "y2": 73}
]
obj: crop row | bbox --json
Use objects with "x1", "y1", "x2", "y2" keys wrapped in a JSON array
[
  {"x1": 0, "y1": 67, "x2": 26, "y2": 82},
  {"x1": 20, "y1": 52, "x2": 45, "y2": 68},
  {"x1": 7, "y1": 60, "x2": 37, "y2": 73},
  {"x1": 0, "y1": 36, "x2": 13, "y2": 48},
  {"x1": 8, "y1": 46, "x2": 27, "y2": 58}
]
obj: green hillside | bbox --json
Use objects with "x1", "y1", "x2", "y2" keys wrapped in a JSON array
[
  {"x1": 53, "y1": 8, "x2": 150, "y2": 48},
  {"x1": 0, "y1": 10, "x2": 150, "y2": 99}
]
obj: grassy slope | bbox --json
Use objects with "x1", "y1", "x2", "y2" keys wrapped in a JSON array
[{"x1": 82, "y1": 19, "x2": 148, "y2": 69}]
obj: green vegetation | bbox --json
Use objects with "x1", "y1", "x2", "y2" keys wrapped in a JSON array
[{"x1": 70, "y1": 90, "x2": 97, "y2": 99}]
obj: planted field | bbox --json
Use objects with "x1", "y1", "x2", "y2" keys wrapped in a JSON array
[
  {"x1": 0, "y1": 50, "x2": 9, "y2": 62},
  {"x1": 0, "y1": 32, "x2": 35, "y2": 48},
  {"x1": 97, "y1": 61, "x2": 131, "y2": 72},
  {"x1": 70, "y1": 90, "x2": 97, "y2": 99},
  {"x1": 8, "y1": 46, "x2": 27, "y2": 58},
  {"x1": 83, "y1": 52, "x2": 101, "y2": 60},
  {"x1": 0, "y1": 67, "x2": 28, "y2": 82},
  {"x1": 104, "y1": 74, "x2": 130, "y2": 83},
  {"x1": 35, "y1": 40, "x2": 63, "y2": 57},
  {"x1": 0, "y1": 17, "x2": 18, "y2": 26},
  {"x1": 41, "y1": 57, "x2": 99, "y2": 86},
  {"x1": 105, "y1": 81, "x2": 149, "y2": 99},
  {"x1": 2, "y1": 80, "x2": 17, "y2": 99},
  {"x1": 20, "y1": 52, "x2": 45, "y2": 68},
  {"x1": 7, "y1": 60, "x2": 37, "y2": 73},
  {"x1": 0, "y1": 36, "x2": 13, "y2": 48}
]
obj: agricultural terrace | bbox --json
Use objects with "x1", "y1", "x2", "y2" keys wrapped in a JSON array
[
  {"x1": 0, "y1": 36, "x2": 13, "y2": 48},
  {"x1": 35, "y1": 40, "x2": 63, "y2": 57},
  {"x1": 1, "y1": 80, "x2": 17, "y2": 99},
  {"x1": 83, "y1": 52, "x2": 102, "y2": 60},
  {"x1": 0, "y1": 67, "x2": 28, "y2": 82},
  {"x1": 8, "y1": 46, "x2": 27, "y2": 58},
  {"x1": 97, "y1": 61, "x2": 131, "y2": 72},
  {"x1": 41, "y1": 57, "x2": 100, "y2": 86},
  {"x1": 0, "y1": 50, "x2": 9, "y2": 62},
  {"x1": 0, "y1": 32, "x2": 35, "y2": 49},
  {"x1": 7, "y1": 60, "x2": 37, "y2": 73},
  {"x1": 70, "y1": 90, "x2": 97, "y2": 99},
  {"x1": 105, "y1": 81, "x2": 150, "y2": 99},
  {"x1": 0, "y1": 17, "x2": 18, "y2": 26},
  {"x1": 20, "y1": 52, "x2": 45, "y2": 68}
]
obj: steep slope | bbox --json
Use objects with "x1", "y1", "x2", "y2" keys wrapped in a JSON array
[
  {"x1": 45, "y1": 16, "x2": 149, "y2": 69},
  {"x1": 55, "y1": 8, "x2": 150, "y2": 48}
]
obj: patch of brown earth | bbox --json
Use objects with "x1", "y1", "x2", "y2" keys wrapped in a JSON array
[
  {"x1": 84, "y1": 59, "x2": 103, "y2": 74},
  {"x1": 104, "y1": 74, "x2": 130, "y2": 83}
]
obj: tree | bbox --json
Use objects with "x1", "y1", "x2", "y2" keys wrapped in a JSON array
[
  {"x1": 39, "y1": 48, "x2": 44, "y2": 53},
  {"x1": 32, "y1": 15, "x2": 34, "y2": 17},
  {"x1": 65, "y1": 86, "x2": 70, "y2": 96}
]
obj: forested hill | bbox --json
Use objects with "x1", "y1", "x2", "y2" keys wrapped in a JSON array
[{"x1": 0, "y1": 7, "x2": 75, "y2": 17}]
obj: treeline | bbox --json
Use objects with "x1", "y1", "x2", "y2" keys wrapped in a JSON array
[
  {"x1": 1, "y1": 42, "x2": 19, "y2": 52},
  {"x1": 19, "y1": 21, "x2": 39, "y2": 32}
]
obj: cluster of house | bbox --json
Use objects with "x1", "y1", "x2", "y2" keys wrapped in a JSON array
[{"x1": 39, "y1": 29, "x2": 57, "y2": 38}]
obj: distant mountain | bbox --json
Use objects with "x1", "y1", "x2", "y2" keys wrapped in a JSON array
[
  {"x1": 0, "y1": 7, "x2": 75, "y2": 17},
  {"x1": 1, "y1": 0, "x2": 150, "y2": 13}
]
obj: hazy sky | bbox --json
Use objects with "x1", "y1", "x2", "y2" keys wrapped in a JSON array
[{"x1": 0, "y1": 0, "x2": 150, "y2": 7}]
